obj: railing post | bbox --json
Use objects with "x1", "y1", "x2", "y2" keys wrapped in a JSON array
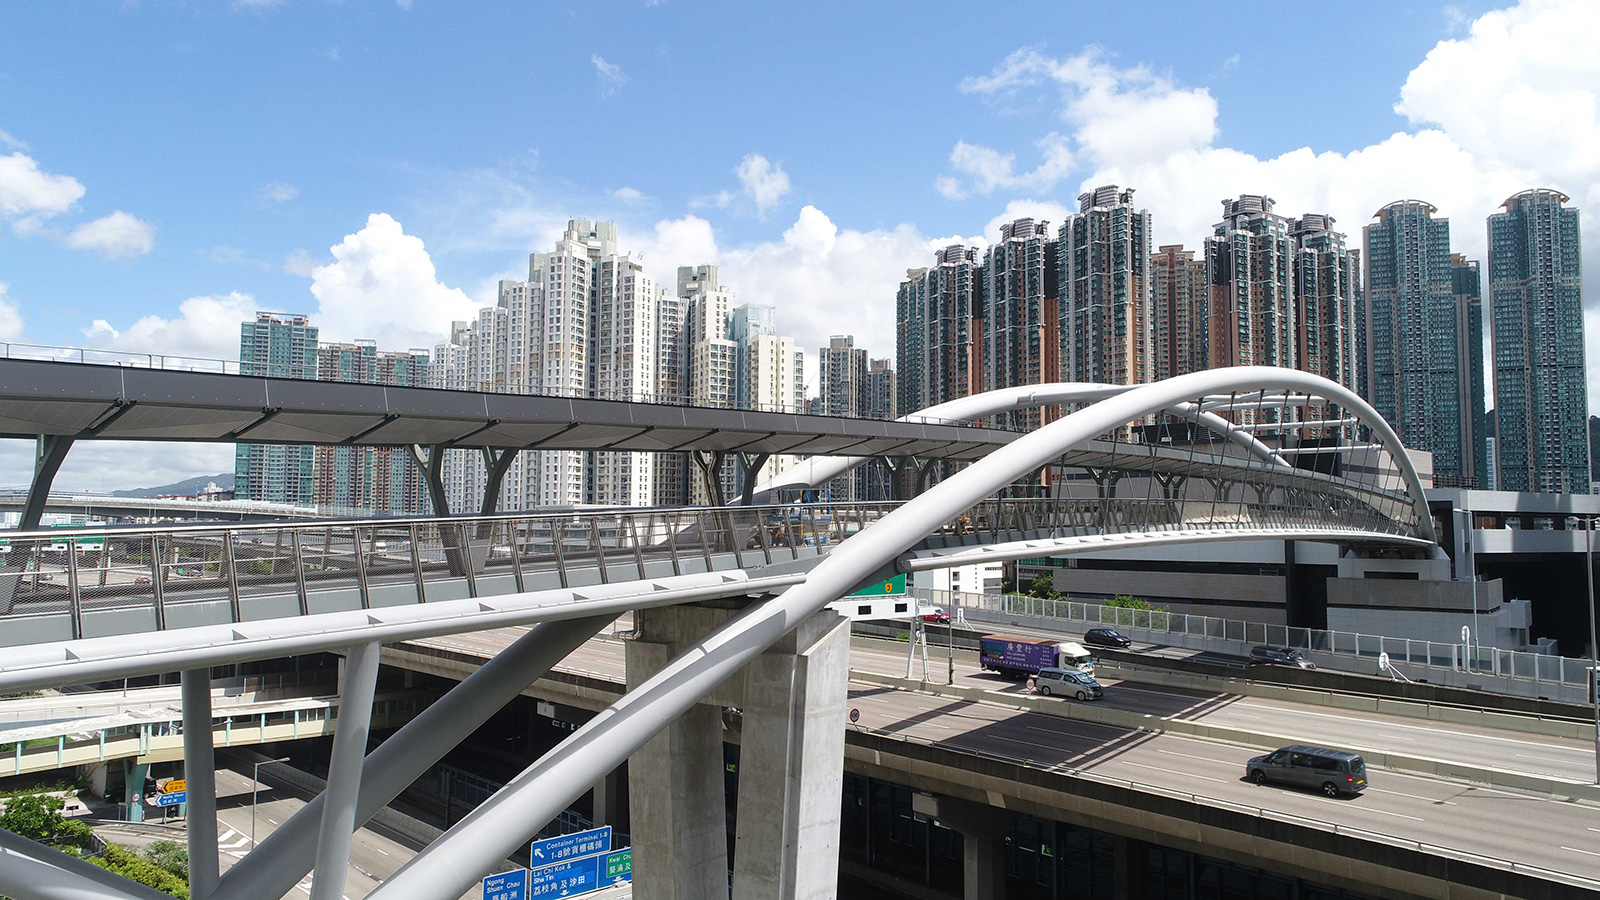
[
  {"x1": 149, "y1": 535, "x2": 167, "y2": 630},
  {"x1": 626, "y1": 515, "x2": 647, "y2": 581},
  {"x1": 588, "y1": 520, "x2": 608, "y2": 585},
  {"x1": 552, "y1": 520, "x2": 570, "y2": 588},
  {"x1": 290, "y1": 530, "x2": 310, "y2": 615},
  {"x1": 509, "y1": 520, "x2": 526, "y2": 593},
  {"x1": 458, "y1": 524, "x2": 479, "y2": 597},
  {"x1": 664, "y1": 514, "x2": 681, "y2": 577},
  {"x1": 408, "y1": 524, "x2": 426, "y2": 602},
  {"x1": 65, "y1": 540, "x2": 82, "y2": 641},
  {"x1": 221, "y1": 530, "x2": 241, "y2": 623},
  {"x1": 352, "y1": 526, "x2": 371, "y2": 610}
]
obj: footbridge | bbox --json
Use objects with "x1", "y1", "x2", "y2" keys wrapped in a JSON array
[{"x1": 0, "y1": 368, "x2": 1456, "y2": 900}]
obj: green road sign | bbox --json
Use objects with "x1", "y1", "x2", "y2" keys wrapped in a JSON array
[
  {"x1": 605, "y1": 848, "x2": 632, "y2": 881},
  {"x1": 848, "y1": 573, "x2": 906, "y2": 597}
]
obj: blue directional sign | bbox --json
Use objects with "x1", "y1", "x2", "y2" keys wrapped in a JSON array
[
  {"x1": 527, "y1": 856, "x2": 599, "y2": 898},
  {"x1": 602, "y1": 848, "x2": 631, "y2": 884},
  {"x1": 528, "y1": 826, "x2": 610, "y2": 867},
  {"x1": 152, "y1": 790, "x2": 186, "y2": 807},
  {"x1": 481, "y1": 868, "x2": 527, "y2": 900}
]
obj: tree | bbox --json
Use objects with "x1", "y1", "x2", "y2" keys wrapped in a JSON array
[
  {"x1": 143, "y1": 840, "x2": 189, "y2": 879},
  {"x1": 0, "y1": 793, "x2": 65, "y2": 843}
]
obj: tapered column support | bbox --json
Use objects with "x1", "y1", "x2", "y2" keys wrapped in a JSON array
[
  {"x1": 213, "y1": 615, "x2": 611, "y2": 900},
  {"x1": 181, "y1": 668, "x2": 220, "y2": 899},
  {"x1": 20, "y1": 435, "x2": 74, "y2": 533},
  {"x1": 310, "y1": 641, "x2": 381, "y2": 900}
]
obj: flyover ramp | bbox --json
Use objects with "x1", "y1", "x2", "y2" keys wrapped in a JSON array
[{"x1": 382, "y1": 628, "x2": 1600, "y2": 897}]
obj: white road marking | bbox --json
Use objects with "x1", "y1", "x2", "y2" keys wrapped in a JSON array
[
  {"x1": 1122, "y1": 761, "x2": 1226, "y2": 783},
  {"x1": 1563, "y1": 845, "x2": 1600, "y2": 859},
  {"x1": 1515, "y1": 753, "x2": 1572, "y2": 764},
  {"x1": 1154, "y1": 748, "x2": 1226, "y2": 764},
  {"x1": 1301, "y1": 796, "x2": 1424, "y2": 822},
  {"x1": 1366, "y1": 787, "x2": 1456, "y2": 806}
]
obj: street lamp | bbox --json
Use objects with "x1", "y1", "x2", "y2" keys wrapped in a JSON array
[
  {"x1": 1452, "y1": 507, "x2": 1479, "y2": 671},
  {"x1": 251, "y1": 756, "x2": 291, "y2": 846},
  {"x1": 1567, "y1": 515, "x2": 1599, "y2": 785}
]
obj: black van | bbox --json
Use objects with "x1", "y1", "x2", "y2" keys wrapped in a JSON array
[{"x1": 1246, "y1": 745, "x2": 1368, "y2": 796}]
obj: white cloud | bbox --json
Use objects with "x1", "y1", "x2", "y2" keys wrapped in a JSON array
[
  {"x1": 283, "y1": 248, "x2": 316, "y2": 276},
  {"x1": 938, "y1": 132, "x2": 1073, "y2": 199},
  {"x1": 396, "y1": 0, "x2": 414, "y2": 8},
  {"x1": 611, "y1": 186, "x2": 644, "y2": 202},
  {"x1": 734, "y1": 153, "x2": 793, "y2": 219},
  {"x1": 0, "y1": 439, "x2": 236, "y2": 495},
  {"x1": 84, "y1": 291, "x2": 261, "y2": 361},
  {"x1": 308, "y1": 213, "x2": 479, "y2": 350},
  {"x1": 0, "y1": 129, "x2": 26, "y2": 151},
  {"x1": 232, "y1": 0, "x2": 283, "y2": 9},
  {"x1": 260, "y1": 181, "x2": 299, "y2": 203},
  {"x1": 0, "y1": 282, "x2": 23, "y2": 342},
  {"x1": 66, "y1": 210, "x2": 155, "y2": 259},
  {"x1": 591, "y1": 54, "x2": 628, "y2": 96},
  {"x1": 633, "y1": 214, "x2": 719, "y2": 289},
  {"x1": 0, "y1": 150, "x2": 84, "y2": 222}
]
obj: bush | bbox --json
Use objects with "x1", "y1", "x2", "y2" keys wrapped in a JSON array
[
  {"x1": 0, "y1": 793, "x2": 66, "y2": 844},
  {"x1": 143, "y1": 840, "x2": 189, "y2": 879},
  {"x1": 88, "y1": 844, "x2": 189, "y2": 898},
  {"x1": 247, "y1": 560, "x2": 272, "y2": 576}
]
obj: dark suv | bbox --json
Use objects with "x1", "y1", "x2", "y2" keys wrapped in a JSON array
[
  {"x1": 1248, "y1": 645, "x2": 1315, "y2": 669},
  {"x1": 1083, "y1": 628, "x2": 1132, "y2": 648}
]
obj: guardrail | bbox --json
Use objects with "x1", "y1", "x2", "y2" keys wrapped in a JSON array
[{"x1": 956, "y1": 591, "x2": 1592, "y2": 702}]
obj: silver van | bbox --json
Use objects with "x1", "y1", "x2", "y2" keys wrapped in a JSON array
[
  {"x1": 1034, "y1": 666, "x2": 1103, "y2": 700},
  {"x1": 1246, "y1": 745, "x2": 1368, "y2": 796}
]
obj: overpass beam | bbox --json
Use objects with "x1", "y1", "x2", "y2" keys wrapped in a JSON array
[
  {"x1": 732, "y1": 608, "x2": 849, "y2": 900},
  {"x1": 310, "y1": 641, "x2": 380, "y2": 900},
  {"x1": 911, "y1": 794, "x2": 1011, "y2": 900},
  {"x1": 737, "y1": 452, "x2": 771, "y2": 506},
  {"x1": 478, "y1": 447, "x2": 520, "y2": 517},
  {"x1": 410, "y1": 444, "x2": 450, "y2": 517},
  {"x1": 181, "y1": 668, "x2": 220, "y2": 899},
  {"x1": 20, "y1": 435, "x2": 74, "y2": 532},
  {"x1": 625, "y1": 605, "x2": 735, "y2": 900}
]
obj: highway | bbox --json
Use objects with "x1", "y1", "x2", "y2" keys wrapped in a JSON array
[{"x1": 404, "y1": 624, "x2": 1600, "y2": 884}]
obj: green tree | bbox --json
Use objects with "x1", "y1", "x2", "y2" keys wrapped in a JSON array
[
  {"x1": 143, "y1": 840, "x2": 189, "y2": 879},
  {"x1": 88, "y1": 844, "x2": 189, "y2": 898},
  {"x1": 0, "y1": 793, "x2": 65, "y2": 843},
  {"x1": 247, "y1": 560, "x2": 272, "y2": 576}
]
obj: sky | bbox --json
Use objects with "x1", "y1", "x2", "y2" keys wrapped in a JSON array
[{"x1": 0, "y1": 0, "x2": 1597, "y2": 491}]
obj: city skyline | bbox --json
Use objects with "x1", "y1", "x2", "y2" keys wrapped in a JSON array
[{"x1": 1, "y1": 0, "x2": 1596, "y2": 490}]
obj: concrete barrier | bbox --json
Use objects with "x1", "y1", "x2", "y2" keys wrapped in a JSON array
[{"x1": 849, "y1": 671, "x2": 1600, "y2": 806}]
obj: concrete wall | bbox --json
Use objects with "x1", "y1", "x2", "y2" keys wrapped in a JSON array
[{"x1": 1050, "y1": 567, "x2": 1289, "y2": 622}]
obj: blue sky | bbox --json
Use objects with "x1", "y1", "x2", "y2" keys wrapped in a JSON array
[{"x1": 0, "y1": 0, "x2": 1595, "y2": 490}]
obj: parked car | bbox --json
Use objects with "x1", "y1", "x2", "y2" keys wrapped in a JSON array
[
  {"x1": 1032, "y1": 667, "x2": 1104, "y2": 701},
  {"x1": 1248, "y1": 645, "x2": 1315, "y2": 669},
  {"x1": 1246, "y1": 745, "x2": 1367, "y2": 796},
  {"x1": 920, "y1": 607, "x2": 950, "y2": 624},
  {"x1": 1083, "y1": 627, "x2": 1132, "y2": 648},
  {"x1": 135, "y1": 576, "x2": 152, "y2": 584}
]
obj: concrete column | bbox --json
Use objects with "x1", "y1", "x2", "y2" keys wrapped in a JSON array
[
  {"x1": 181, "y1": 669, "x2": 220, "y2": 899},
  {"x1": 123, "y1": 760, "x2": 149, "y2": 822},
  {"x1": 310, "y1": 641, "x2": 381, "y2": 900},
  {"x1": 590, "y1": 766, "x2": 623, "y2": 830},
  {"x1": 626, "y1": 605, "x2": 738, "y2": 900},
  {"x1": 913, "y1": 794, "x2": 1011, "y2": 900},
  {"x1": 731, "y1": 609, "x2": 849, "y2": 900}
]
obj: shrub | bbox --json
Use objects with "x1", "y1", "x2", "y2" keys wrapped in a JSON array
[
  {"x1": 88, "y1": 844, "x2": 189, "y2": 898},
  {"x1": 143, "y1": 840, "x2": 189, "y2": 879},
  {"x1": 0, "y1": 793, "x2": 65, "y2": 844}
]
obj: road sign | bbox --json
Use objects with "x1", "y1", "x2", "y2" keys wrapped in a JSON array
[
  {"x1": 1378, "y1": 652, "x2": 1390, "y2": 672},
  {"x1": 603, "y1": 848, "x2": 632, "y2": 884},
  {"x1": 162, "y1": 779, "x2": 186, "y2": 794},
  {"x1": 848, "y1": 708, "x2": 860, "y2": 724},
  {"x1": 529, "y1": 826, "x2": 610, "y2": 866},
  {"x1": 151, "y1": 791, "x2": 186, "y2": 807},
  {"x1": 527, "y1": 855, "x2": 599, "y2": 898},
  {"x1": 482, "y1": 868, "x2": 527, "y2": 900},
  {"x1": 1462, "y1": 625, "x2": 1471, "y2": 643},
  {"x1": 848, "y1": 573, "x2": 905, "y2": 597}
]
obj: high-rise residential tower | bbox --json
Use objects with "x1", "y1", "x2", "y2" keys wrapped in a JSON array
[
  {"x1": 236, "y1": 313, "x2": 318, "y2": 505},
  {"x1": 1288, "y1": 214, "x2": 1359, "y2": 391},
  {"x1": 1151, "y1": 244, "x2": 1207, "y2": 382},
  {"x1": 1451, "y1": 254, "x2": 1489, "y2": 489},
  {"x1": 1364, "y1": 200, "x2": 1468, "y2": 481},
  {"x1": 1205, "y1": 196, "x2": 1296, "y2": 373},
  {"x1": 819, "y1": 334, "x2": 869, "y2": 417},
  {"x1": 1489, "y1": 189, "x2": 1589, "y2": 494},
  {"x1": 984, "y1": 218, "x2": 1059, "y2": 429},
  {"x1": 1058, "y1": 185, "x2": 1151, "y2": 387},
  {"x1": 312, "y1": 342, "x2": 431, "y2": 513},
  {"x1": 896, "y1": 244, "x2": 980, "y2": 418}
]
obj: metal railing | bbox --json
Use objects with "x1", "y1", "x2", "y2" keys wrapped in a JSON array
[
  {"x1": 970, "y1": 592, "x2": 1594, "y2": 694},
  {"x1": 0, "y1": 490, "x2": 1433, "y2": 646}
]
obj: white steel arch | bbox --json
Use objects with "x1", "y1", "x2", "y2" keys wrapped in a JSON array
[
  {"x1": 357, "y1": 367, "x2": 1437, "y2": 900},
  {"x1": 753, "y1": 371, "x2": 1436, "y2": 546}
]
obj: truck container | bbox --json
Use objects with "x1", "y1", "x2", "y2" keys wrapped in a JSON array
[{"x1": 979, "y1": 634, "x2": 1096, "y2": 679}]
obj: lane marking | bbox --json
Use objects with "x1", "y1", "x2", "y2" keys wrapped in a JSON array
[
  {"x1": 1563, "y1": 846, "x2": 1600, "y2": 859},
  {"x1": 1366, "y1": 787, "x2": 1457, "y2": 806},
  {"x1": 1515, "y1": 753, "x2": 1573, "y2": 764},
  {"x1": 1300, "y1": 796, "x2": 1424, "y2": 822},
  {"x1": 1122, "y1": 761, "x2": 1226, "y2": 784}
]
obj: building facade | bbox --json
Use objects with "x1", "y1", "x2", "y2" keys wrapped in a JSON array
[
  {"x1": 1205, "y1": 196, "x2": 1296, "y2": 374},
  {"x1": 983, "y1": 219, "x2": 1059, "y2": 430},
  {"x1": 1058, "y1": 186, "x2": 1151, "y2": 387},
  {"x1": 1488, "y1": 189, "x2": 1590, "y2": 494},
  {"x1": 235, "y1": 313, "x2": 319, "y2": 505},
  {"x1": 819, "y1": 334, "x2": 869, "y2": 417},
  {"x1": 1151, "y1": 244, "x2": 1207, "y2": 382},
  {"x1": 896, "y1": 244, "x2": 980, "y2": 418},
  {"x1": 311, "y1": 342, "x2": 431, "y2": 514},
  {"x1": 1451, "y1": 254, "x2": 1489, "y2": 489}
]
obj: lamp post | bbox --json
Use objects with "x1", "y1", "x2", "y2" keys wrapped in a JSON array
[
  {"x1": 251, "y1": 756, "x2": 291, "y2": 846},
  {"x1": 1569, "y1": 515, "x2": 1599, "y2": 785},
  {"x1": 1453, "y1": 507, "x2": 1479, "y2": 671}
]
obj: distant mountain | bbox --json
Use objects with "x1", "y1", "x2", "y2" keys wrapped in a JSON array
[{"x1": 110, "y1": 473, "x2": 235, "y2": 499}]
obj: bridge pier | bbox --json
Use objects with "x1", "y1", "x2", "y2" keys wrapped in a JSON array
[
  {"x1": 912, "y1": 794, "x2": 1013, "y2": 900},
  {"x1": 731, "y1": 608, "x2": 848, "y2": 900}
]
